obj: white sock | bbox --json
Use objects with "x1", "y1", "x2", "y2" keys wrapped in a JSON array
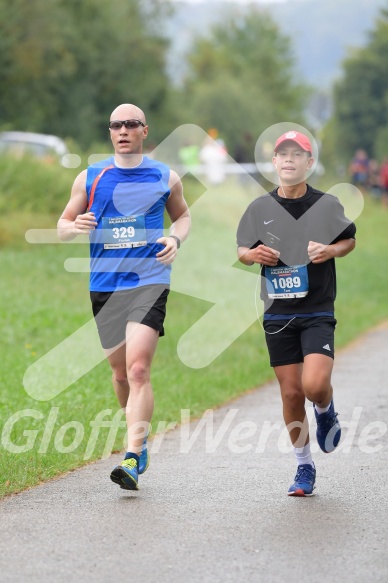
[
  {"x1": 314, "y1": 402, "x2": 331, "y2": 414},
  {"x1": 294, "y1": 443, "x2": 314, "y2": 467}
]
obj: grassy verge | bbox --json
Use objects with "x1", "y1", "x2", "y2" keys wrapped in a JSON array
[{"x1": 0, "y1": 171, "x2": 387, "y2": 497}]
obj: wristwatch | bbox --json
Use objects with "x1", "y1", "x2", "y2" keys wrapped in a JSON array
[{"x1": 169, "y1": 235, "x2": 181, "y2": 249}]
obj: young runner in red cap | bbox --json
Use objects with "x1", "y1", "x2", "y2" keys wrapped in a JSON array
[{"x1": 237, "y1": 130, "x2": 356, "y2": 496}]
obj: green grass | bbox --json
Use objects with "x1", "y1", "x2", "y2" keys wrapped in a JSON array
[{"x1": 0, "y1": 170, "x2": 387, "y2": 498}]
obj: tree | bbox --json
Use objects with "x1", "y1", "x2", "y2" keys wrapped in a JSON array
[
  {"x1": 0, "y1": 0, "x2": 76, "y2": 131},
  {"x1": 177, "y1": 9, "x2": 309, "y2": 159},
  {"x1": 0, "y1": 0, "x2": 171, "y2": 146},
  {"x1": 331, "y1": 7, "x2": 388, "y2": 160}
]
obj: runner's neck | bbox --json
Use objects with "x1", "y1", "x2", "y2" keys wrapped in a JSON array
[
  {"x1": 278, "y1": 182, "x2": 307, "y2": 199},
  {"x1": 114, "y1": 154, "x2": 144, "y2": 169}
]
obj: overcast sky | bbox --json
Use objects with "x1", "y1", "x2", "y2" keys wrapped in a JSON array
[{"x1": 171, "y1": 0, "x2": 291, "y2": 4}]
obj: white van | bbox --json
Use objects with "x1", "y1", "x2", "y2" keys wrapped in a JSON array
[{"x1": 0, "y1": 131, "x2": 68, "y2": 159}]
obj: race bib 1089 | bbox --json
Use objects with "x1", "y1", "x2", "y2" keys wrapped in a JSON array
[{"x1": 264, "y1": 264, "x2": 309, "y2": 299}]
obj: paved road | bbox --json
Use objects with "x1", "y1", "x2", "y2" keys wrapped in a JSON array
[{"x1": 1, "y1": 324, "x2": 387, "y2": 583}]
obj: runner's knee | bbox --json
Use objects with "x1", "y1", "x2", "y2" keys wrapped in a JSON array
[
  {"x1": 127, "y1": 362, "x2": 150, "y2": 386},
  {"x1": 112, "y1": 369, "x2": 127, "y2": 384},
  {"x1": 303, "y1": 383, "x2": 330, "y2": 404},
  {"x1": 280, "y1": 385, "x2": 305, "y2": 411},
  {"x1": 303, "y1": 372, "x2": 331, "y2": 403}
]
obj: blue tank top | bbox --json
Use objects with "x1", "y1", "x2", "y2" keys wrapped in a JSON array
[{"x1": 86, "y1": 156, "x2": 171, "y2": 291}]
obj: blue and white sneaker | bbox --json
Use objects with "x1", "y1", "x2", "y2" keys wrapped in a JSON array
[
  {"x1": 110, "y1": 457, "x2": 139, "y2": 490},
  {"x1": 288, "y1": 464, "x2": 316, "y2": 497},
  {"x1": 314, "y1": 400, "x2": 341, "y2": 453},
  {"x1": 138, "y1": 433, "x2": 150, "y2": 475}
]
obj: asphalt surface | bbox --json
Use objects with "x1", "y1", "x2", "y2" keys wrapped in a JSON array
[{"x1": 1, "y1": 324, "x2": 387, "y2": 583}]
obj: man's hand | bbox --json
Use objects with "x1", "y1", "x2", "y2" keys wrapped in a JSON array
[
  {"x1": 73, "y1": 212, "x2": 98, "y2": 234},
  {"x1": 239, "y1": 244, "x2": 280, "y2": 266},
  {"x1": 308, "y1": 238, "x2": 356, "y2": 263},
  {"x1": 307, "y1": 241, "x2": 333, "y2": 263},
  {"x1": 156, "y1": 236, "x2": 179, "y2": 265}
]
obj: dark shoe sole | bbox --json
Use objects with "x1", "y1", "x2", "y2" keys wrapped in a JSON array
[{"x1": 110, "y1": 467, "x2": 138, "y2": 491}]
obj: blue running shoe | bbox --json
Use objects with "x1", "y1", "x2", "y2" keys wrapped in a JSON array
[
  {"x1": 110, "y1": 457, "x2": 138, "y2": 490},
  {"x1": 288, "y1": 464, "x2": 316, "y2": 497},
  {"x1": 138, "y1": 434, "x2": 150, "y2": 475},
  {"x1": 314, "y1": 400, "x2": 341, "y2": 453}
]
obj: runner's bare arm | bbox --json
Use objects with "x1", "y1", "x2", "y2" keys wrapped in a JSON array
[
  {"x1": 57, "y1": 170, "x2": 97, "y2": 241},
  {"x1": 308, "y1": 238, "x2": 356, "y2": 264},
  {"x1": 156, "y1": 170, "x2": 191, "y2": 265},
  {"x1": 238, "y1": 245, "x2": 280, "y2": 267}
]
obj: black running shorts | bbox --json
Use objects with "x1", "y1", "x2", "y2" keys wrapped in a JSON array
[
  {"x1": 90, "y1": 284, "x2": 170, "y2": 349},
  {"x1": 263, "y1": 316, "x2": 337, "y2": 367}
]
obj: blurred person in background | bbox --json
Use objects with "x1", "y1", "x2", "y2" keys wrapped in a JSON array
[
  {"x1": 349, "y1": 149, "x2": 369, "y2": 189},
  {"x1": 379, "y1": 157, "x2": 388, "y2": 208},
  {"x1": 199, "y1": 128, "x2": 228, "y2": 185},
  {"x1": 367, "y1": 159, "x2": 382, "y2": 200}
]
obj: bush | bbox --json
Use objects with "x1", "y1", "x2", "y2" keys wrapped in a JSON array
[{"x1": 0, "y1": 155, "x2": 77, "y2": 215}]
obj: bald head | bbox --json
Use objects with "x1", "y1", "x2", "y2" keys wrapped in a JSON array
[{"x1": 110, "y1": 104, "x2": 146, "y2": 124}]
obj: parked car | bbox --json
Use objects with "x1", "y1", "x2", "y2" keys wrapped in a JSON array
[{"x1": 0, "y1": 131, "x2": 68, "y2": 160}]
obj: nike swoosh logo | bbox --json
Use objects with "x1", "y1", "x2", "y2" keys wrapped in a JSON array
[{"x1": 264, "y1": 220, "x2": 274, "y2": 225}]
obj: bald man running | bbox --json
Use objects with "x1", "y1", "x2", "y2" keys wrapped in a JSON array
[{"x1": 58, "y1": 104, "x2": 191, "y2": 491}]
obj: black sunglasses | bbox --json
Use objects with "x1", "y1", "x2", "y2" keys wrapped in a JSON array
[{"x1": 109, "y1": 119, "x2": 145, "y2": 130}]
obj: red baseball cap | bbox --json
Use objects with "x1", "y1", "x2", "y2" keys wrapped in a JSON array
[{"x1": 274, "y1": 130, "x2": 312, "y2": 153}]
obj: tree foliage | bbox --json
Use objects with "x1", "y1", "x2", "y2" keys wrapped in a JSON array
[
  {"x1": 178, "y1": 10, "x2": 309, "y2": 159},
  {"x1": 0, "y1": 2, "x2": 310, "y2": 154},
  {"x1": 0, "y1": 0, "x2": 171, "y2": 146},
  {"x1": 331, "y1": 7, "x2": 388, "y2": 160}
]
